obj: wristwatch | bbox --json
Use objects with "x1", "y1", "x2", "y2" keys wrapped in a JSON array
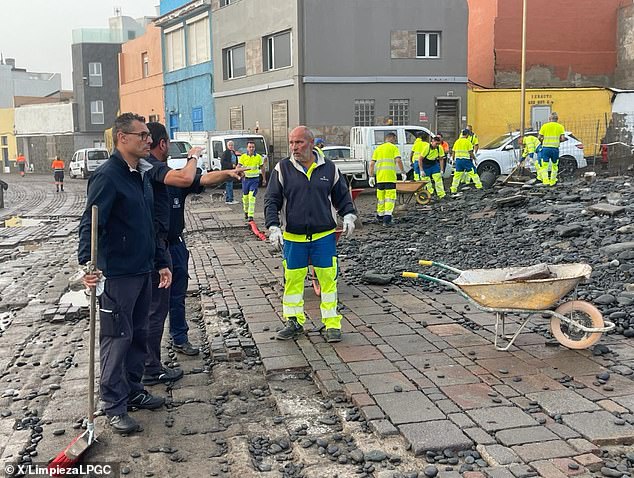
[{"x1": 187, "y1": 155, "x2": 198, "y2": 161}]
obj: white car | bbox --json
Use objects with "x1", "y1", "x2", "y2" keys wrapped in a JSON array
[
  {"x1": 166, "y1": 140, "x2": 213, "y2": 172},
  {"x1": 474, "y1": 131, "x2": 587, "y2": 178},
  {"x1": 69, "y1": 148, "x2": 109, "y2": 179}
]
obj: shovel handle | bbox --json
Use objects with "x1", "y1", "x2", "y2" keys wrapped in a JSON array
[{"x1": 88, "y1": 206, "x2": 98, "y2": 426}]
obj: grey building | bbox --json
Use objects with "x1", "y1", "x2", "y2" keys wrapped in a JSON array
[
  {"x1": 0, "y1": 58, "x2": 62, "y2": 108},
  {"x1": 72, "y1": 15, "x2": 150, "y2": 134},
  {"x1": 211, "y1": 0, "x2": 468, "y2": 161}
]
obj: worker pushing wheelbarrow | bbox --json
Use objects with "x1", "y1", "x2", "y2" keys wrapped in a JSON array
[{"x1": 403, "y1": 260, "x2": 615, "y2": 351}]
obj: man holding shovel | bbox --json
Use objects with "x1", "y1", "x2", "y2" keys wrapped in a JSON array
[{"x1": 78, "y1": 113, "x2": 165, "y2": 435}]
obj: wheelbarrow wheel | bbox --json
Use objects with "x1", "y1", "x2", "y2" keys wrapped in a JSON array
[
  {"x1": 415, "y1": 190, "x2": 431, "y2": 205},
  {"x1": 550, "y1": 300, "x2": 604, "y2": 349}
]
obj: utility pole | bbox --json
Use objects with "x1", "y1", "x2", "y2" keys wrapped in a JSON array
[{"x1": 519, "y1": 0, "x2": 528, "y2": 140}]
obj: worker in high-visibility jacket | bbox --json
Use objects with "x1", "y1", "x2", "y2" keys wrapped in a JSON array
[
  {"x1": 368, "y1": 132, "x2": 406, "y2": 226},
  {"x1": 418, "y1": 135, "x2": 446, "y2": 199},
  {"x1": 462, "y1": 125, "x2": 479, "y2": 184},
  {"x1": 410, "y1": 133, "x2": 428, "y2": 181},
  {"x1": 450, "y1": 129, "x2": 482, "y2": 194},
  {"x1": 265, "y1": 126, "x2": 356, "y2": 344},
  {"x1": 538, "y1": 112, "x2": 567, "y2": 186},
  {"x1": 520, "y1": 135, "x2": 543, "y2": 181},
  {"x1": 51, "y1": 156, "x2": 65, "y2": 192},
  {"x1": 238, "y1": 141, "x2": 267, "y2": 221}
]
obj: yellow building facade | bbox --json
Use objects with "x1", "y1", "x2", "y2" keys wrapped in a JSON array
[
  {"x1": 468, "y1": 88, "x2": 614, "y2": 155},
  {"x1": 0, "y1": 108, "x2": 17, "y2": 172}
]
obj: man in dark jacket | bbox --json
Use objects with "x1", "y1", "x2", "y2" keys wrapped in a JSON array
[
  {"x1": 142, "y1": 122, "x2": 202, "y2": 386},
  {"x1": 264, "y1": 126, "x2": 356, "y2": 343},
  {"x1": 221, "y1": 140, "x2": 239, "y2": 204},
  {"x1": 78, "y1": 113, "x2": 165, "y2": 435}
]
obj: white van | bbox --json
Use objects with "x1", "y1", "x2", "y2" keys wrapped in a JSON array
[
  {"x1": 69, "y1": 148, "x2": 109, "y2": 179},
  {"x1": 349, "y1": 125, "x2": 435, "y2": 182},
  {"x1": 174, "y1": 131, "x2": 269, "y2": 175}
]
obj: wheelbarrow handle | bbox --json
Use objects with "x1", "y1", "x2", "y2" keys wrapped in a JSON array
[{"x1": 417, "y1": 260, "x2": 463, "y2": 275}]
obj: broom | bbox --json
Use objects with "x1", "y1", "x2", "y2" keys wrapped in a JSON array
[{"x1": 48, "y1": 205, "x2": 99, "y2": 475}]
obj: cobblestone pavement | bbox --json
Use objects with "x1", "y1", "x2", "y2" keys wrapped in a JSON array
[{"x1": 1, "y1": 174, "x2": 634, "y2": 478}]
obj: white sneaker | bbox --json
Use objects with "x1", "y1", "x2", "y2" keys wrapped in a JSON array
[{"x1": 225, "y1": 200, "x2": 239, "y2": 205}]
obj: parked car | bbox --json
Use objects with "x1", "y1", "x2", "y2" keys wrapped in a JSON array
[
  {"x1": 173, "y1": 131, "x2": 269, "y2": 175},
  {"x1": 474, "y1": 131, "x2": 586, "y2": 179},
  {"x1": 167, "y1": 140, "x2": 209, "y2": 172},
  {"x1": 321, "y1": 146, "x2": 351, "y2": 161},
  {"x1": 69, "y1": 148, "x2": 109, "y2": 179}
]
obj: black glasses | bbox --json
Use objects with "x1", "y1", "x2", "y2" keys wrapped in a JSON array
[{"x1": 125, "y1": 131, "x2": 151, "y2": 141}]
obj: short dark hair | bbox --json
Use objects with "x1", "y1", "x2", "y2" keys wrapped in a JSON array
[
  {"x1": 385, "y1": 132, "x2": 397, "y2": 140},
  {"x1": 247, "y1": 140, "x2": 256, "y2": 146},
  {"x1": 147, "y1": 122, "x2": 169, "y2": 149},
  {"x1": 113, "y1": 113, "x2": 145, "y2": 146}
]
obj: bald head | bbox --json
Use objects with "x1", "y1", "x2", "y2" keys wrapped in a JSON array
[
  {"x1": 290, "y1": 126, "x2": 314, "y2": 142},
  {"x1": 289, "y1": 125, "x2": 315, "y2": 164}
]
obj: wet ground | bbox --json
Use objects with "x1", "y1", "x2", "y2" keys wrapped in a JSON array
[{"x1": 1, "y1": 173, "x2": 634, "y2": 478}]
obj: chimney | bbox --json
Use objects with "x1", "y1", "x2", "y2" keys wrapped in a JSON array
[{"x1": 6, "y1": 58, "x2": 16, "y2": 69}]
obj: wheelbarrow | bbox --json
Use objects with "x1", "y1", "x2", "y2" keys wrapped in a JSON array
[
  {"x1": 396, "y1": 181, "x2": 431, "y2": 206},
  {"x1": 402, "y1": 260, "x2": 615, "y2": 351},
  {"x1": 310, "y1": 188, "x2": 363, "y2": 296}
]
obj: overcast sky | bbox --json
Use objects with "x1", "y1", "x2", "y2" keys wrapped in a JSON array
[{"x1": 1, "y1": 0, "x2": 159, "y2": 89}]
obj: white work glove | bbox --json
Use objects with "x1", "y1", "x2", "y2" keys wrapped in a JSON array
[
  {"x1": 368, "y1": 177, "x2": 376, "y2": 188},
  {"x1": 400, "y1": 173, "x2": 407, "y2": 181},
  {"x1": 268, "y1": 226, "x2": 284, "y2": 250},
  {"x1": 342, "y1": 214, "x2": 357, "y2": 239}
]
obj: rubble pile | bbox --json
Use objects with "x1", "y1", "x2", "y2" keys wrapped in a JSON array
[{"x1": 341, "y1": 177, "x2": 634, "y2": 336}]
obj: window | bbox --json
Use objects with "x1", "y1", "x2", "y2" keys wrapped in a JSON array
[
  {"x1": 229, "y1": 106, "x2": 244, "y2": 130},
  {"x1": 223, "y1": 44, "x2": 246, "y2": 79},
  {"x1": 1, "y1": 136, "x2": 7, "y2": 146},
  {"x1": 93, "y1": 140, "x2": 106, "y2": 149},
  {"x1": 354, "y1": 99, "x2": 375, "y2": 127},
  {"x1": 416, "y1": 32, "x2": 440, "y2": 58},
  {"x1": 373, "y1": 130, "x2": 397, "y2": 145},
  {"x1": 142, "y1": 52, "x2": 149, "y2": 78},
  {"x1": 212, "y1": 141, "x2": 224, "y2": 158},
  {"x1": 389, "y1": 99, "x2": 409, "y2": 126},
  {"x1": 88, "y1": 62, "x2": 102, "y2": 87},
  {"x1": 192, "y1": 107, "x2": 203, "y2": 131},
  {"x1": 187, "y1": 16, "x2": 210, "y2": 65},
  {"x1": 165, "y1": 27, "x2": 185, "y2": 71},
  {"x1": 220, "y1": 0, "x2": 233, "y2": 5},
  {"x1": 90, "y1": 100, "x2": 104, "y2": 124},
  {"x1": 263, "y1": 30, "x2": 291, "y2": 71}
]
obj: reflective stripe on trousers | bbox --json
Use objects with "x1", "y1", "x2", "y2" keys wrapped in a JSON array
[
  {"x1": 376, "y1": 189, "x2": 396, "y2": 216},
  {"x1": 282, "y1": 257, "x2": 341, "y2": 329},
  {"x1": 450, "y1": 170, "x2": 482, "y2": 193},
  {"x1": 242, "y1": 191, "x2": 256, "y2": 215},
  {"x1": 424, "y1": 172, "x2": 445, "y2": 198}
]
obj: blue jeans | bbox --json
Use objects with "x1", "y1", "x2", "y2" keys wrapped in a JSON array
[
  {"x1": 168, "y1": 239, "x2": 190, "y2": 345},
  {"x1": 225, "y1": 181, "x2": 234, "y2": 202}
]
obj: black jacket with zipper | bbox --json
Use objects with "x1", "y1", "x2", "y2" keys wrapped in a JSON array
[{"x1": 264, "y1": 151, "x2": 355, "y2": 238}]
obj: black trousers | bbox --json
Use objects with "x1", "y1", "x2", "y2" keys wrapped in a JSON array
[
  {"x1": 145, "y1": 269, "x2": 171, "y2": 376},
  {"x1": 98, "y1": 273, "x2": 152, "y2": 416}
]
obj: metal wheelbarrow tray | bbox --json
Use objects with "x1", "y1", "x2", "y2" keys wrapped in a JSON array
[
  {"x1": 395, "y1": 181, "x2": 432, "y2": 206},
  {"x1": 403, "y1": 261, "x2": 615, "y2": 351}
]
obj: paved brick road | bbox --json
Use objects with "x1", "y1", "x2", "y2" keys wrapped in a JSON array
[{"x1": 1, "y1": 173, "x2": 633, "y2": 478}]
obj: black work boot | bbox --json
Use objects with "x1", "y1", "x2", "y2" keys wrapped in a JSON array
[
  {"x1": 142, "y1": 366, "x2": 183, "y2": 385},
  {"x1": 109, "y1": 413, "x2": 140, "y2": 434},
  {"x1": 324, "y1": 328, "x2": 342, "y2": 343},
  {"x1": 276, "y1": 317, "x2": 304, "y2": 340},
  {"x1": 127, "y1": 390, "x2": 165, "y2": 410}
]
